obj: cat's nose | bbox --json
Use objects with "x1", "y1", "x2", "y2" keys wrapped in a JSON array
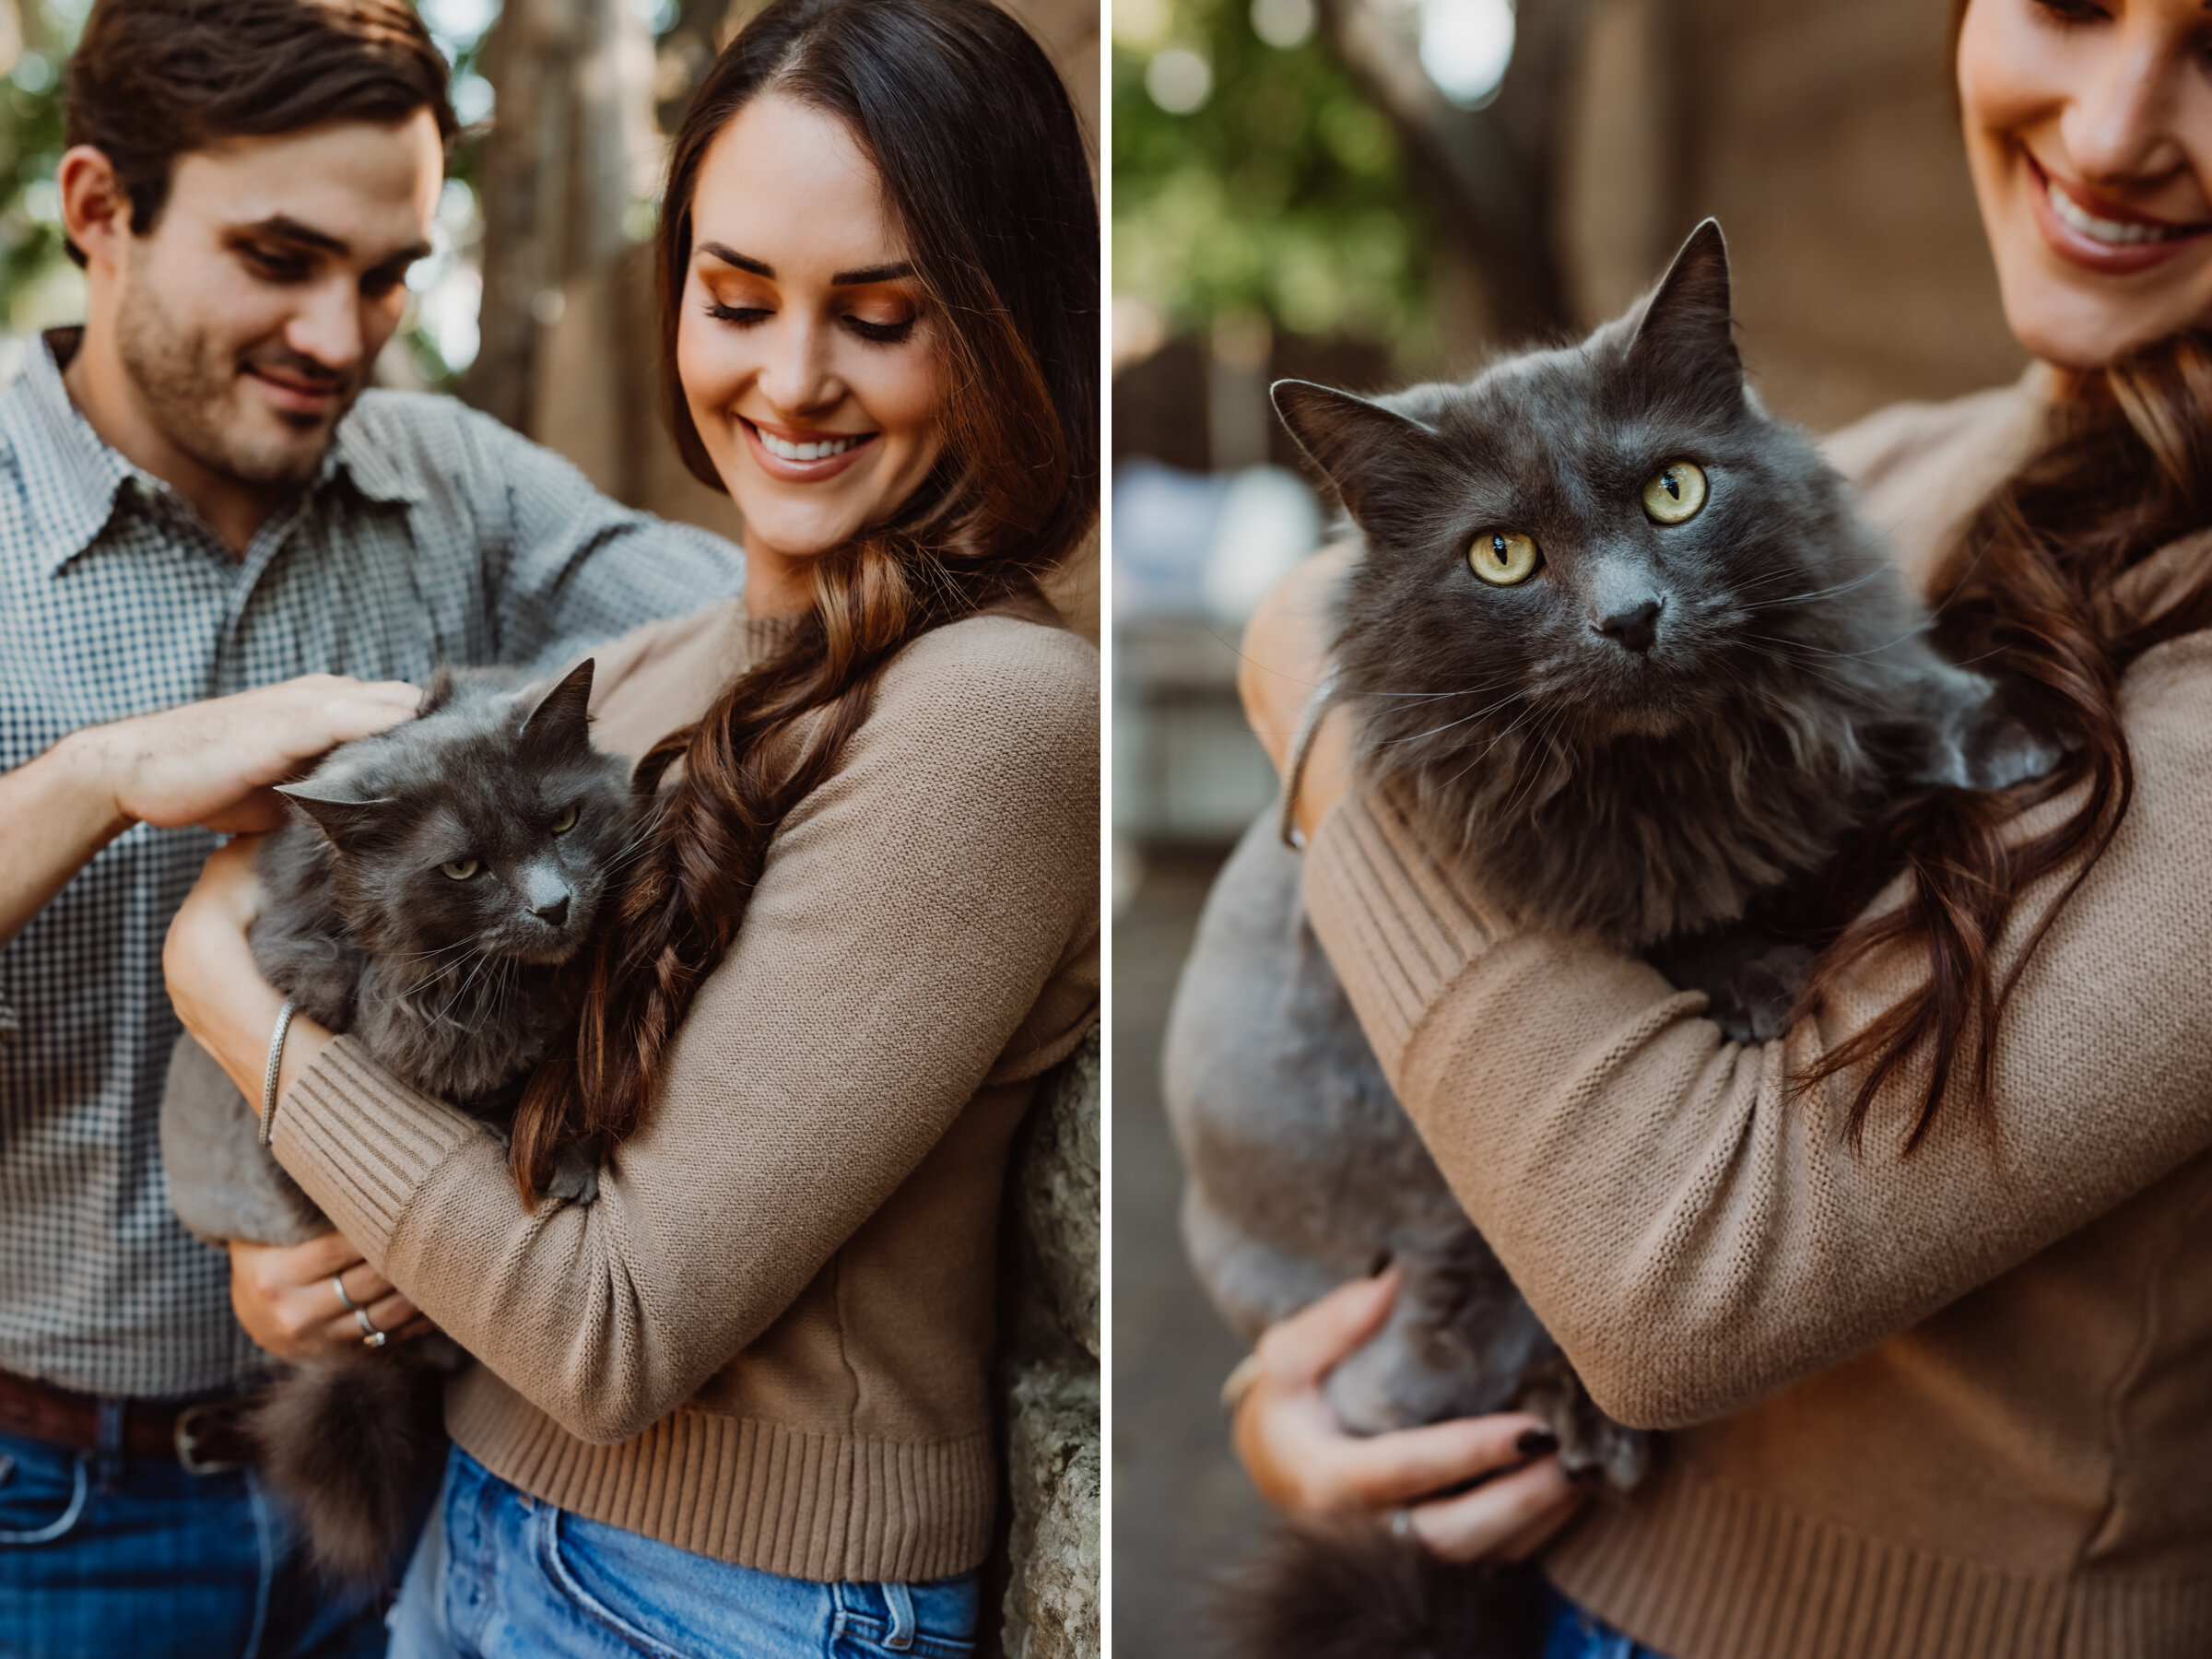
[
  {"x1": 1593, "y1": 596, "x2": 1664, "y2": 653},
  {"x1": 534, "y1": 895, "x2": 571, "y2": 928}
]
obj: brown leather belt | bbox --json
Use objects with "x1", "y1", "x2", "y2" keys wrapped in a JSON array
[{"x1": 0, "y1": 1367, "x2": 262, "y2": 1474}]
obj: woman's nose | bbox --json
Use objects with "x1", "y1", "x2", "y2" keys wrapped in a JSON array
[
  {"x1": 2061, "y1": 31, "x2": 2191, "y2": 192},
  {"x1": 757, "y1": 315, "x2": 840, "y2": 417}
]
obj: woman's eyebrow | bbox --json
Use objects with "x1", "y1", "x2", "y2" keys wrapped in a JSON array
[
  {"x1": 695, "y1": 242, "x2": 913, "y2": 288},
  {"x1": 831, "y1": 261, "x2": 915, "y2": 286},
  {"x1": 699, "y1": 241, "x2": 773, "y2": 276}
]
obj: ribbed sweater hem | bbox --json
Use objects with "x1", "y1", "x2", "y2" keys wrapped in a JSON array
[
  {"x1": 1546, "y1": 1465, "x2": 2212, "y2": 1659},
  {"x1": 445, "y1": 1369, "x2": 997, "y2": 1583}
]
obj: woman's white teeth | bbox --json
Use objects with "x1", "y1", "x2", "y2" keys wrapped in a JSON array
[
  {"x1": 759, "y1": 430, "x2": 859, "y2": 462},
  {"x1": 2047, "y1": 179, "x2": 2176, "y2": 245}
]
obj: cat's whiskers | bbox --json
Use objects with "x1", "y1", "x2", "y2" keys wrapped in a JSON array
[
  {"x1": 1734, "y1": 565, "x2": 1892, "y2": 613},
  {"x1": 1375, "y1": 688, "x2": 1529, "y2": 747}
]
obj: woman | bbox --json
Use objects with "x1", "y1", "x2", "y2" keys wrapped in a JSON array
[
  {"x1": 162, "y1": 0, "x2": 1099, "y2": 1652},
  {"x1": 1232, "y1": 1, "x2": 2212, "y2": 1654}
]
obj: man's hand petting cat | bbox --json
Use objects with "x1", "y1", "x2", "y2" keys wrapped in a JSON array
[
  {"x1": 1231, "y1": 1269, "x2": 1587, "y2": 1563},
  {"x1": 227, "y1": 1233, "x2": 432, "y2": 1359},
  {"x1": 70, "y1": 673, "x2": 420, "y2": 835}
]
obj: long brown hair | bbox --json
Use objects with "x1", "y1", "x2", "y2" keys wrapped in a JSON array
[
  {"x1": 509, "y1": 0, "x2": 1099, "y2": 1199},
  {"x1": 1790, "y1": 3, "x2": 2212, "y2": 1147},
  {"x1": 1794, "y1": 336, "x2": 2212, "y2": 1148}
]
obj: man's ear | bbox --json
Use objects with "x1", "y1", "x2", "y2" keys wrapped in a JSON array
[{"x1": 56, "y1": 145, "x2": 132, "y2": 273}]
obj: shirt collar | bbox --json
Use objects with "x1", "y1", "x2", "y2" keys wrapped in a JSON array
[
  {"x1": 324, "y1": 401, "x2": 422, "y2": 507},
  {"x1": 18, "y1": 329, "x2": 136, "y2": 576},
  {"x1": 21, "y1": 329, "x2": 423, "y2": 576}
]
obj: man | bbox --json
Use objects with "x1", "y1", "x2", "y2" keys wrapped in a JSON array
[{"x1": 0, "y1": 3, "x2": 740, "y2": 1653}]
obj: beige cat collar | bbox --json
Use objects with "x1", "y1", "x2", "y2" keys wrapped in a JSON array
[{"x1": 1278, "y1": 668, "x2": 1342, "y2": 853}]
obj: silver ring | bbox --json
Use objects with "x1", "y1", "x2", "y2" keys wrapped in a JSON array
[
  {"x1": 355, "y1": 1306, "x2": 385, "y2": 1348},
  {"x1": 1389, "y1": 1508, "x2": 1412, "y2": 1541},
  {"x1": 331, "y1": 1273, "x2": 361, "y2": 1314}
]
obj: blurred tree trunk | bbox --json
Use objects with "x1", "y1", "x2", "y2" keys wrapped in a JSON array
[
  {"x1": 465, "y1": 0, "x2": 650, "y2": 434},
  {"x1": 1312, "y1": 0, "x2": 1582, "y2": 340}
]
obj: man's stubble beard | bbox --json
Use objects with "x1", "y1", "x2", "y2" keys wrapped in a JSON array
[{"x1": 113, "y1": 268, "x2": 360, "y2": 495}]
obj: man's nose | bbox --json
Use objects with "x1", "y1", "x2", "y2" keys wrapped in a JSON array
[{"x1": 283, "y1": 278, "x2": 367, "y2": 378}]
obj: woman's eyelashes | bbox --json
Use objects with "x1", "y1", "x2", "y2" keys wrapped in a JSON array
[{"x1": 701, "y1": 298, "x2": 918, "y2": 344}]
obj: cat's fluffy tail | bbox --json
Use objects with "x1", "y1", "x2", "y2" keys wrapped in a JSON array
[
  {"x1": 1212, "y1": 1518, "x2": 1551, "y2": 1659},
  {"x1": 251, "y1": 1351, "x2": 451, "y2": 1583}
]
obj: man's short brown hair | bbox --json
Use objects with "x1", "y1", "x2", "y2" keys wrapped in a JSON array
[{"x1": 63, "y1": 0, "x2": 459, "y2": 262}]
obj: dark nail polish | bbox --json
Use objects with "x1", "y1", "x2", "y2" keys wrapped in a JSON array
[
  {"x1": 1368, "y1": 1247, "x2": 1394, "y2": 1277},
  {"x1": 1569, "y1": 1463, "x2": 1606, "y2": 1485},
  {"x1": 1513, "y1": 1429, "x2": 1559, "y2": 1457}
]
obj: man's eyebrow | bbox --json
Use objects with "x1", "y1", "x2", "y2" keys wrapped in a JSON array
[
  {"x1": 232, "y1": 217, "x2": 431, "y2": 267},
  {"x1": 236, "y1": 216, "x2": 351, "y2": 256}
]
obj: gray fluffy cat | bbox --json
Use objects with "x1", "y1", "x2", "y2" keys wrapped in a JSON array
[
  {"x1": 160, "y1": 656, "x2": 635, "y2": 1583},
  {"x1": 1164, "y1": 222, "x2": 2049, "y2": 1659}
]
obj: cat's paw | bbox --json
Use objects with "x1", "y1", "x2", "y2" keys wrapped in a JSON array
[
  {"x1": 544, "y1": 1146, "x2": 600, "y2": 1207},
  {"x1": 1649, "y1": 933, "x2": 1813, "y2": 1043}
]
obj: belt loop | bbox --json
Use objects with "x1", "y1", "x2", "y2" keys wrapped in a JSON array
[
  {"x1": 882, "y1": 1581, "x2": 916, "y2": 1651},
  {"x1": 93, "y1": 1396, "x2": 126, "y2": 1492}
]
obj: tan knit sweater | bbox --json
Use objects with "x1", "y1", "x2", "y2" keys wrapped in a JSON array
[
  {"x1": 270, "y1": 593, "x2": 1099, "y2": 1583},
  {"x1": 1302, "y1": 377, "x2": 2212, "y2": 1658}
]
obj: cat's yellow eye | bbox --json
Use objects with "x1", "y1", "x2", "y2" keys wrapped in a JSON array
[
  {"x1": 441, "y1": 860, "x2": 480, "y2": 882},
  {"x1": 550, "y1": 806, "x2": 578, "y2": 835},
  {"x1": 1643, "y1": 462, "x2": 1708, "y2": 524},
  {"x1": 1468, "y1": 531, "x2": 1540, "y2": 586}
]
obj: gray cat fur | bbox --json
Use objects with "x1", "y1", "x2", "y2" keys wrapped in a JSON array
[
  {"x1": 1165, "y1": 222, "x2": 2051, "y2": 1659},
  {"x1": 157, "y1": 655, "x2": 637, "y2": 1583}
]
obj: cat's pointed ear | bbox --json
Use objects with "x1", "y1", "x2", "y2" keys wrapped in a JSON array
[
  {"x1": 275, "y1": 782, "x2": 394, "y2": 846},
  {"x1": 1626, "y1": 218, "x2": 1741, "y2": 404},
  {"x1": 520, "y1": 658, "x2": 595, "y2": 754},
  {"x1": 1272, "y1": 381, "x2": 1438, "y2": 526}
]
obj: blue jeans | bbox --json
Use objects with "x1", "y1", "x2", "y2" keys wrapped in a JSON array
[
  {"x1": 392, "y1": 1446, "x2": 981, "y2": 1659},
  {"x1": 1543, "y1": 1584, "x2": 1677, "y2": 1659},
  {"x1": 0, "y1": 1426, "x2": 388, "y2": 1659}
]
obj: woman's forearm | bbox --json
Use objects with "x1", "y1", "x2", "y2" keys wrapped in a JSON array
[{"x1": 1301, "y1": 638, "x2": 2212, "y2": 1426}]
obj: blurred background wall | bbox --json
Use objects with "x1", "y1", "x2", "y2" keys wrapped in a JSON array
[
  {"x1": 1112, "y1": 3, "x2": 2025, "y2": 1653},
  {"x1": 0, "y1": 4, "x2": 1100, "y2": 1653}
]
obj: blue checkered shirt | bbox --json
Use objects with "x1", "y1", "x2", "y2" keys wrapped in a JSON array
[{"x1": 0, "y1": 332, "x2": 743, "y2": 1396}]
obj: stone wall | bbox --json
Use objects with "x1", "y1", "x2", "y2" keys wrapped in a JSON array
[{"x1": 989, "y1": 1027, "x2": 1102, "y2": 1659}]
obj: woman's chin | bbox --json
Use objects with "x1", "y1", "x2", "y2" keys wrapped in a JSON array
[{"x1": 1999, "y1": 281, "x2": 2212, "y2": 374}]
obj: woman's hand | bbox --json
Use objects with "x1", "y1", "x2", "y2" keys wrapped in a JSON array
[
  {"x1": 1237, "y1": 547, "x2": 1357, "y2": 846},
  {"x1": 229, "y1": 1233, "x2": 431, "y2": 1359},
  {"x1": 1231, "y1": 1269, "x2": 1587, "y2": 1563},
  {"x1": 163, "y1": 835, "x2": 334, "y2": 1104}
]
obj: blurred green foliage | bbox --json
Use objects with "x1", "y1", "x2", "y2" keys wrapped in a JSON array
[{"x1": 1113, "y1": 0, "x2": 1433, "y2": 357}]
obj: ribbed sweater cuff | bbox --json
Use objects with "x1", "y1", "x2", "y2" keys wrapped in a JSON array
[
  {"x1": 1301, "y1": 786, "x2": 1508, "y2": 1071},
  {"x1": 1547, "y1": 1464, "x2": 2212, "y2": 1659},
  {"x1": 273, "y1": 1035, "x2": 480, "y2": 1254}
]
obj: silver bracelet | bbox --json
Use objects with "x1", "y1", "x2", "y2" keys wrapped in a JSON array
[
  {"x1": 259, "y1": 998, "x2": 298, "y2": 1148},
  {"x1": 1277, "y1": 667, "x2": 1342, "y2": 853}
]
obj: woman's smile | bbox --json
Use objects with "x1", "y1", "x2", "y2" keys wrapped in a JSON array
[
  {"x1": 2025, "y1": 149, "x2": 2212, "y2": 274},
  {"x1": 1959, "y1": 0, "x2": 2212, "y2": 367},
  {"x1": 740, "y1": 416, "x2": 880, "y2": 479}
]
